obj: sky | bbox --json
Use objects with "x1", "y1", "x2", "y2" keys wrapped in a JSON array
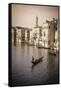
[{"x1": 12, "y1": 4, "x2": 59, "y2": 28}]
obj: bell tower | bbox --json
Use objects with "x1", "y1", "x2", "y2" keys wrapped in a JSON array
[{"x1": 36, "y1": 16, "x2": 38, "y2": 27}]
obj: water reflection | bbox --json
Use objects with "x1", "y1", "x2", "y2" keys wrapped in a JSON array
[{"x1": 12, "y1": 43, "x2": 59, "y2": 86}]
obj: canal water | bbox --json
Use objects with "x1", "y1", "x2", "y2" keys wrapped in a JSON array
[{"x1": 12, "y1": 43, "x2": 59, "y2": 86}]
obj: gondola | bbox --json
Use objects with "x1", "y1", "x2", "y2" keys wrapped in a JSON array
[
  {"x1": 32, "y1": 56, "x2": 43, "y2": 65},
  {"x1": 49, "y1": 49, "x2": 57, "y2": 56}
]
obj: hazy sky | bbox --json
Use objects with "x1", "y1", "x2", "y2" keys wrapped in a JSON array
[{"x1": 12, "y1": 4, "x2": 59, "y2": 28}]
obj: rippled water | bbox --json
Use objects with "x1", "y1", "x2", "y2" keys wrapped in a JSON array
[{"x1": 12, "y1": 43, "x2": 59, "y2": 86}]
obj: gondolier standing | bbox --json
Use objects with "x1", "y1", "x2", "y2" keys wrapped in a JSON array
[{"x1": 32, "y1": 56, "x2": 35, "y2": 62}]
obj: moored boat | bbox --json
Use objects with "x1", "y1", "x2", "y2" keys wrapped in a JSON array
[{"x1": 49, "y1": 49, "x2": 57, "y2": 56}]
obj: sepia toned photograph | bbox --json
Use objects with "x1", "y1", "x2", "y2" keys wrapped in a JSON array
[{"x1": 9, "y1": 3, "x2": 59, "y2": 86}]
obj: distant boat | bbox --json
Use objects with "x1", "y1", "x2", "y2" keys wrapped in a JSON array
[{"x1": 32, "y1": 56, "x2": 43, "y2": 65}]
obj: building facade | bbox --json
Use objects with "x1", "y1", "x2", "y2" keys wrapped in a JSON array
[{"x1": 12, "y1": 17, "x2": 59, "y2": 51}]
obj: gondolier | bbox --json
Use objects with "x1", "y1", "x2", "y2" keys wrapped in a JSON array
[{"x1": 32, "y1": 56, "x2": 35, "y2": 62}]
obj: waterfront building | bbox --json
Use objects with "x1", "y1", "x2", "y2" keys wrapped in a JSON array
[
  {"x1": 46, "y1": 18, "x2": 58, "y2": 50},
  {"x1": 41, "y1": 23, "x2": 49, "y2": 48},
  {"x1": 12, "y1": 17, "x2": 58, "y2": 51},
  {"x1": 12, "y1": 26, "x2": 31, "y2": 45},
  {"x1": 29, "y1": 16, "x2": 42, "y2": 46}
]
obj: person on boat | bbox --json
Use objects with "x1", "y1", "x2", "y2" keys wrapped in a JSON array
[{"x1": 32, "y1": 56, "x2": 35, "y2": 62}]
